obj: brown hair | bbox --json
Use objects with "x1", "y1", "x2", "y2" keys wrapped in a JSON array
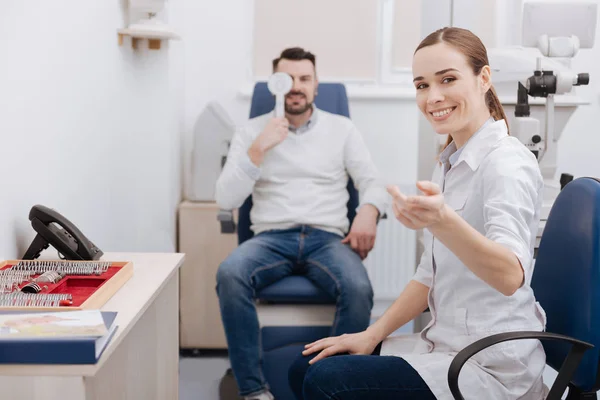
[
  {"x1": 272, "y1": 47, "x2": 316, "y2": 72},
  {"x1": 415, "y1": 27, "x2": 509, "y2": 148}
]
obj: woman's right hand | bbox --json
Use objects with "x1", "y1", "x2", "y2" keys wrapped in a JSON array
[
  {"x1": 302, "y1": 330, "x2": 380, "y2": 364},
  {"x1": 387, "y1": 182, "x2": 447, "y2": 230}
]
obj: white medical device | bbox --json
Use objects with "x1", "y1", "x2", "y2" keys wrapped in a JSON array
[
  {"x1": 488, "y1": 0, "x2": 597, "y2": 246},
  {"x1": 188, "y1": 101, "x2": 236, "y2": 201},
  {"x1": 267, "y1": 72, "x2": 293, "y2": 117}
]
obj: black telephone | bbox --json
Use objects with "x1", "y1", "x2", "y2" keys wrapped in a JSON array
[{"x1": 22, "y1": 205, "x2": 103, "y2": 261}]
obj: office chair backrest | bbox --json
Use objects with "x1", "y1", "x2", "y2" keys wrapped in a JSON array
[
  {"x1": 249, "y1": 82, "x2": 351, "y2": 118},
  {"x1": 531, "y1": 177, "x2": 600, "y2": 392},
  {"x1": 237, "y1": 82, "x2": 358, "y2": 244}
]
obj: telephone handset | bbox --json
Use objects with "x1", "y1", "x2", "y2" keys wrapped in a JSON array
[{"x1": 22, "y1": 205, "x2": 103, "y2": 261}]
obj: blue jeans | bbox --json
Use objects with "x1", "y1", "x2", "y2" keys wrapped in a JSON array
[
  {"x1": 216, "y1": 225, "x2": 374, "y2": 397},
  {"x1": 288, "y1": 347, "x2": 436, "y2": 400}
]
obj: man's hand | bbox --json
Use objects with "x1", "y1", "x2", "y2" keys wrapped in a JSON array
[
  {"x1": 342, "y1": 204, "x2": 379, "y2": 259},
  {"x1": 247, "y1": 117, "x2": 289, "y2": 166},
  {"x1": 387, "y1": 181, "x2": 447, "y2": 230}
]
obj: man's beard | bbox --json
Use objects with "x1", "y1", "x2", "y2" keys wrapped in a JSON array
[
  {"x1": 285, "y1": 92, "x2": 312, "y2": 115},
  {"x1": 285, "y1": 101, "x2": 313, "y2": 115}
]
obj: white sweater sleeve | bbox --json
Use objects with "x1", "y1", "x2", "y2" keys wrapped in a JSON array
[
  {"x1": 214, "y1": 126, "x2": 261, "y2": 210},
  {"x1": 343, "y1": 125, "x2": 390, "y2": 216}
]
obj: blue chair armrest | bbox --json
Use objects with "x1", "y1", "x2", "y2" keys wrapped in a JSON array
[
  {"x1": 217, "y1": 209, "x2": 236, "y2": 234},
  {"x1": 448, "y1": 331, "x2": 594, "y2": 400}
]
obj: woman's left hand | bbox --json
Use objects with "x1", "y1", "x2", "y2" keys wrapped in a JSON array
[
  {"x1": 387, "y1": 181, "x2": 447, "y2": 230},
  {"x1": 303, "y1": 331, "x2": 379, "y2": 364}
]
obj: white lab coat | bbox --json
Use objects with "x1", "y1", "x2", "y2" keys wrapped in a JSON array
[{"x1": 381, "y1": 120, "x2": 547, "y2": 400}]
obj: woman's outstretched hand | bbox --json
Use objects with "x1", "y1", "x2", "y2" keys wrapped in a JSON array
[
  {"x1": 302, "y1": 331, "x2": 380, "y2": 364},
  {"x1": 387, "y1": 181, "x2": 447, "y2": 230}
]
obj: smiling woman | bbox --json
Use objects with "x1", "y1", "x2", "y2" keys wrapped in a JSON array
[
  {"x1": 289, "y1": 27, "x2": 547, "y2": 400},
  {"x1": 412, "y1": 28, "x2": 509, "y2": 148}
]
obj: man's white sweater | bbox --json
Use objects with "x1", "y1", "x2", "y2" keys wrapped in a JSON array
[{"x1": 215, "y1": 108, "x2": 388, "y2": 237}]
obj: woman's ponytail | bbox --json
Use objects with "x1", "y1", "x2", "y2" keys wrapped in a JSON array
[{"x1": 485, "y1": 86, "x2": 510, "y2": 135}]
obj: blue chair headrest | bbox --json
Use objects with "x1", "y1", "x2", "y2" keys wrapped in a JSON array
[
  {"x1": 249, "y1": 82, "x2": 350, "y2": 119},
  {"x1": 532, "y1": 177, "x2": 600, "y2": 391}
]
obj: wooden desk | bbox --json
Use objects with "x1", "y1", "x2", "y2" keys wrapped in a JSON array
[{"x1": 0, "y1": 252, "x2": 184, "y2": 400}]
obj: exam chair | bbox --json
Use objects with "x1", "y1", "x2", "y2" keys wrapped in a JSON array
[
  {"x1": 219, "y1": 82, "x2": 362, "y2": 400},
  {"x1": 449, "y1": 177, "x2": 600, "y2": 400}
]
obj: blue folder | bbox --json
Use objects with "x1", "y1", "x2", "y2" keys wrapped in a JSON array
[{"x1": 0, "y1": 311, "x2": 118, "y2": 364}]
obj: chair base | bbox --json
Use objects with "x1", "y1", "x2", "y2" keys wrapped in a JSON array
[
  {"x1": 565, "y1": 384, "x2": 598, "y2": 400},
  {"x1": 257, "y1": 303, "x2": 335, "y2": 399},
  {"x1": 263, "y1": 343, "x2": 307, "y2": 400},
  {"x1": 219, "y1": 368, "x2": 240, "y2": 400},
  {"x1": 179, "y1": 348, "x2": 228, "y2": 357},
  {"x1": 262, "y1": 326, "x2": 332, "y2": 400}
]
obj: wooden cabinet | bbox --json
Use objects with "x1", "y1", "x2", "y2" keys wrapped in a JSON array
[{"x1": 178, "y1": 201, "x2": 237, "y2": 349}]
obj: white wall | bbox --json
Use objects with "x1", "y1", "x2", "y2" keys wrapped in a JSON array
[
  {"x1": 254, "y1": 0, "x2": 379, "y2": 80},
  {"x1": 180, "y1": 0, "x2": 254, "y2": 129},
  {"x1": 182, "y1": 0, "x2": 420, "y2": 199},
  {"x1": 0, "y1": 1, "x2": 184, "y2": 259},
  {"x1": 557, "y1": 14, "x2": 600, "y2": 181},
  {"x1": 180, "y1": 0, "x2": 254, "y2": 198}
]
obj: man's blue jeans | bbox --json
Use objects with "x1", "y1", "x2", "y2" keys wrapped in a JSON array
[{"x1": 216, "y1": 225, "x2": 374, "y2": 397}]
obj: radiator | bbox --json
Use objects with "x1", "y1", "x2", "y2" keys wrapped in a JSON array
[
  {"x1": 363, "y1": 184, "x2": 418, "y2": 300},
  {"x1": 364, "y1": 217, "x2": 417, "y2": 300}
]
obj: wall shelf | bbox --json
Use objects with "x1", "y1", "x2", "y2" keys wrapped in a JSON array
[{"x1": 117, "y1": 29, "x2": 180, "y2": 50}]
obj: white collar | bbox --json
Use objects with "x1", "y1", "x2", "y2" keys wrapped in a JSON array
[{"x1": 440, "y1": 119, "x2": 508, "y2": 171}]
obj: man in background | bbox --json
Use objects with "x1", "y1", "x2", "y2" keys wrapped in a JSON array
[{"x1": 215, "y1": 47, "x2": 388, "y2": 400}]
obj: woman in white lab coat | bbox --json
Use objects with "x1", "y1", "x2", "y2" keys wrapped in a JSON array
[{"x1": 288, "y1": 27, "x2": 547, "y2": 400}]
